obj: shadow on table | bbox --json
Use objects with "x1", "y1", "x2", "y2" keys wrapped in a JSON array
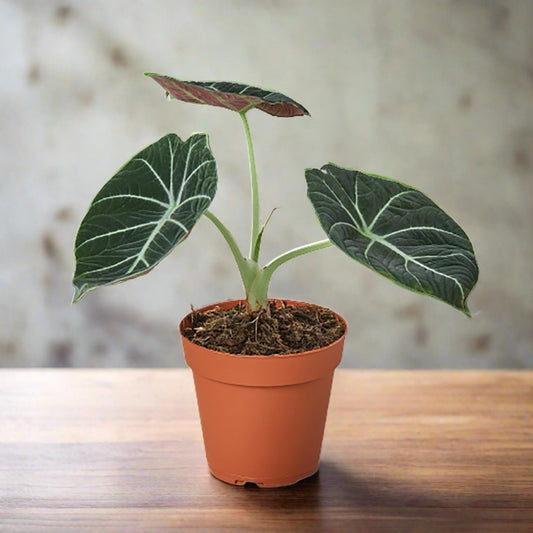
[{"x1": 232, "y1": 461, "x2": 525, "y2": 532}]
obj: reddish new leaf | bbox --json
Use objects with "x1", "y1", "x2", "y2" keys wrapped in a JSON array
[{"x1": 145, "y1": 73, "x2": 309, "y2": 117}]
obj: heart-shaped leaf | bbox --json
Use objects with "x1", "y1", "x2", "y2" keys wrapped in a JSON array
[
  {"x1": 73, "y1": 133, "x2": 217, "y2": 301},
  {"x1": 306, "y1": 164, "x2": 479, "y2": 315},
  {"x1": 145, "y1": 73, "x2": 309, "y2": 117}
]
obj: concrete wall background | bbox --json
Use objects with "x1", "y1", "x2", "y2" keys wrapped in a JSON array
[{"x1": 1, "y1": 0, "x2": 532, "y2": 368}]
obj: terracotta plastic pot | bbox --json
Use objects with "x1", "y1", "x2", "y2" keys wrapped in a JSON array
[{"x1": 179, "y1": 299, "x2": 347, "y2": 488}]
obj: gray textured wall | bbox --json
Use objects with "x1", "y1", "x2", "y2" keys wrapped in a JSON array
[{"x1": 1, "y1": 0, "x2": 532, "y2": 368}]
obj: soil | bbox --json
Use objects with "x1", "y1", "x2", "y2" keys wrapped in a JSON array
[{"x1": 182, "y1": 300, "x2": 346, "y2": 356}]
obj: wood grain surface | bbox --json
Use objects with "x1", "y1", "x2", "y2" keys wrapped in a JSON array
[{"x1": 0, "y1": 370, "x2": 532, "y2": 532}]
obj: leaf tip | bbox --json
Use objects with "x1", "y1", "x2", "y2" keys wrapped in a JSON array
[
  {"x1": 461, "y1": 300, "x2": 473, "y2": 318},
  {"x1": 72, "y1": 282, "x2": 90, "y2": 304}
]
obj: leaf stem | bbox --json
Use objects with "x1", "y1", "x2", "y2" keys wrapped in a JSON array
[
  {"x1": 264, "y1": 239, "x2": 333, "y2": 276},
  {"x1": 240, "y1": 111, "x2": 261, "y2": 262},
  {"x1": 245, "y1": 239, "x2": 333, "y2": 310},
  {"x1": 203, "y1": 210, "x2": 255, "y2": 288}
]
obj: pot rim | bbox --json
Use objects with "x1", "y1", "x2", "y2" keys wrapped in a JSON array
[
  {"x1": 179, "y1": 299, "x2": 347, "y2": 386},
  {"x1": 179, "y1": 298, "x2": 347, "y2": 359}
]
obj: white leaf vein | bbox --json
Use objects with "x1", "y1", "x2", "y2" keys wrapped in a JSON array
[
  {"x1": 76, "y1": 221, "x2": 157, "y2": 251},
  {"x1": 133, "y1": 158, "x2": 171, "y2": 202},
  {"x1": 367, "y1": 190, "x2": 412, "y2": 231},
  {"x1": 92, "y1": 194, "x2": 170, "y2": 209}
]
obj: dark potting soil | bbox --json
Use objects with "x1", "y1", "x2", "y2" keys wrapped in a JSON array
[{"x1": 182, "y1": 301, "x2": 346, "y2": 355}]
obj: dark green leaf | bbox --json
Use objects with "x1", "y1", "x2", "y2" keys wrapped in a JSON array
[
  {"x1": 306, "y1": 164, "x2": 479, "y2": 315},
  {"x1": 73, "y1": 133, "x2": 217, "y2": 301},
  {"x1": 145, "y1": 73, "x2": 309, "y2": 117}
]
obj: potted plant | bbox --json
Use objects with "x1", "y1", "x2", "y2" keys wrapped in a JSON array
[{"x1": 72, "y1": 73, "x2": 479, "y2": 487}]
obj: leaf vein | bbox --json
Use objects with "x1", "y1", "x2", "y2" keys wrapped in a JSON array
[
  {"x1": 76, "y1": 221, "x2": 158, "y2": 251},
  {"x1": 367, "y1": 190, "x2": 412, "y2": 231},
  {"x1": 134, "y1": 158, "x2": 171, "y2": 202},
  {"x1": 319, "y1": 178, "x2": 363, "y2": 232},
  {"x1": 92, "y1": 194, "x2": 170, "y2": 209}
]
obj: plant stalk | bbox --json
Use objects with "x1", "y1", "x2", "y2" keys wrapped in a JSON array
[
  {"x1": 240, "y1": 111, "x2": 261, "y2": 262},
  {"x1": 210, "y1": 115, "x2": 334, "y2": 311}
]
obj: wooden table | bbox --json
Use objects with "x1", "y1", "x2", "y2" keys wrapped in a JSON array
[{"x1": 0, "y1": 370, "x2": 532, "y2": 532}]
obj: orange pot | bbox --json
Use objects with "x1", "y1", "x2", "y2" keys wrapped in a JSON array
[{"x1": 179, "y1": 299, "x2": 347, "y2": 488}]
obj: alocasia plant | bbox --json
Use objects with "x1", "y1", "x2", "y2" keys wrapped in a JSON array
[{"x1": 73, "y1": 73, "x2": 478, "y2": 315}]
